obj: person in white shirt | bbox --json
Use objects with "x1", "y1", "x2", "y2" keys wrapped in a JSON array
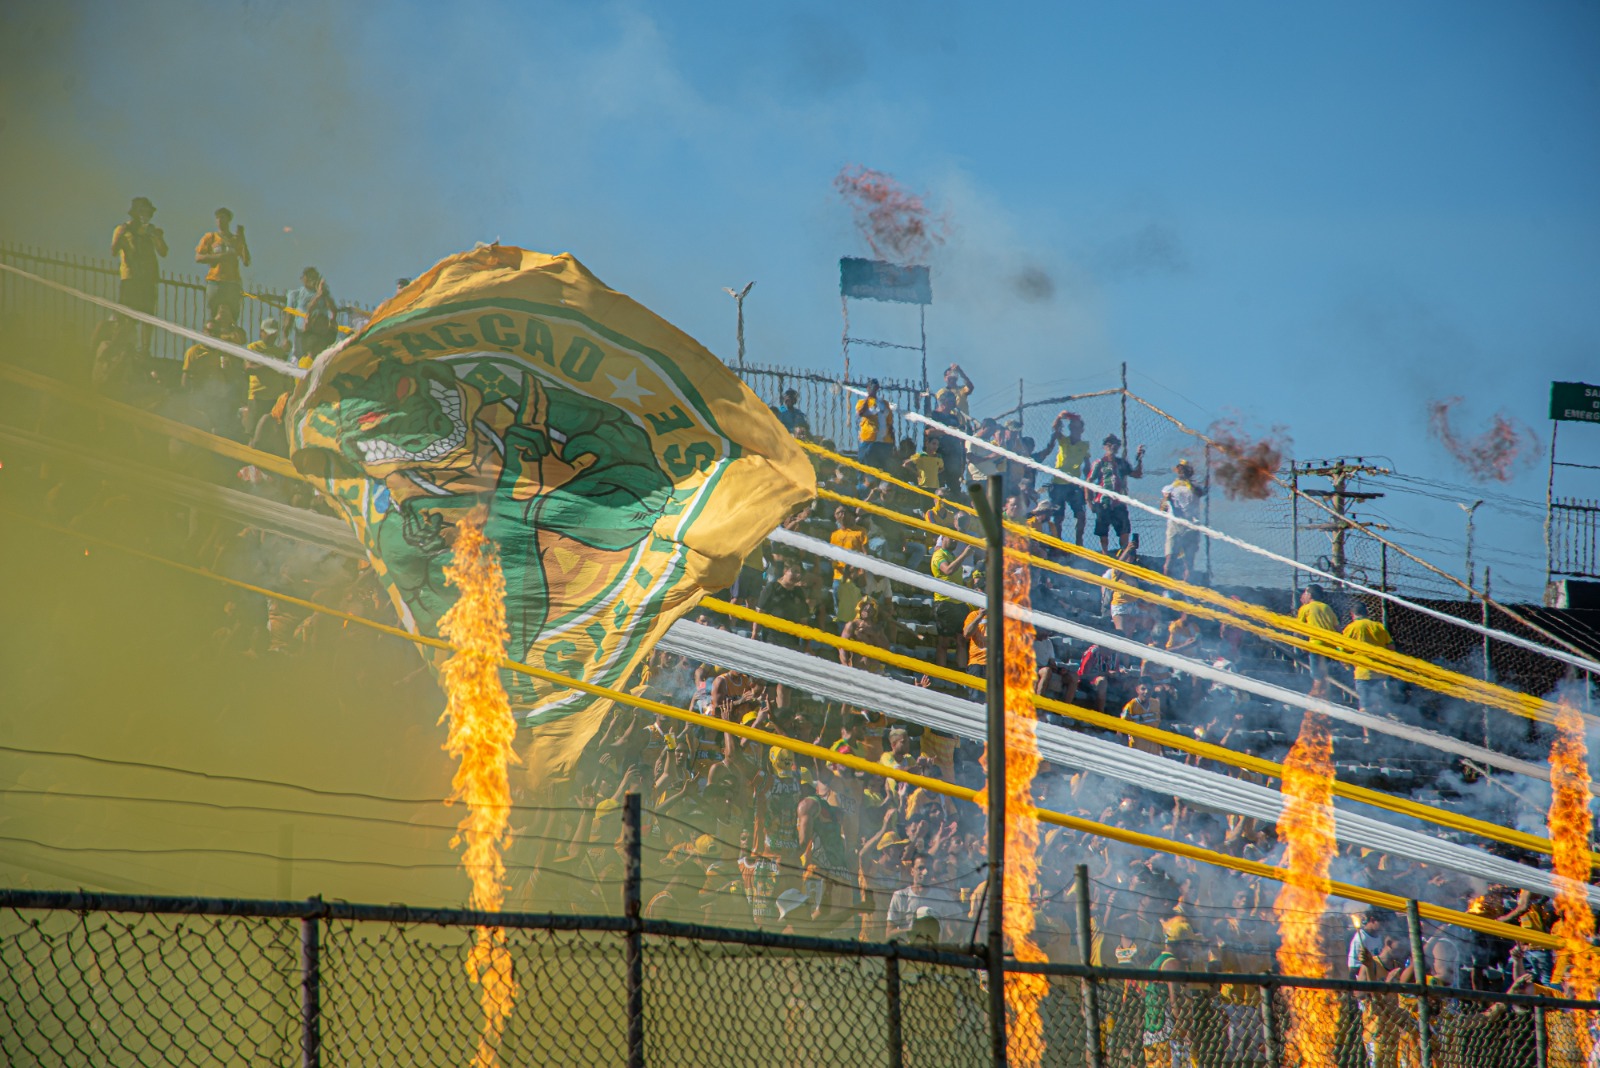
[
  {"x1": 1346, "y1": 911, "x2": 1387, "y2": 978},
  {"x1": 1160, "y1": 460, "x2": 1207, "y2": 581},
  {"x1": 885, "y1": 855, "x2": 960, "y2": 942}
]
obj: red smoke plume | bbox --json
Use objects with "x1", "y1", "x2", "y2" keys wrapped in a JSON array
[
  {"x1": 1427, "y1": 398, "x2": 1541, "y2": 484},
  {"x1": 1207, "y1": 418, "x2": 1290, "y2": 500},
  {"x1": 834, "y1": 165, "x2": 945, "y2": 264}
]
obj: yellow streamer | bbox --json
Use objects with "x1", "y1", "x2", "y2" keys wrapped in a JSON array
[
  {"x1": 701, "y1": 596, "x2": 1591, "y2": 867},
  {"x1": 804, "y1": 438, "x2": 1563, "y2": 725},
  {"x1": 9, "y1": 512, "x2": 1560, "y2": 952},
  {"x1": 0, "y1": 365, "x2": 1579, "y2": 864},
  {"x1": 242, "y1": 290, "x2": 356, "y2": 335}
]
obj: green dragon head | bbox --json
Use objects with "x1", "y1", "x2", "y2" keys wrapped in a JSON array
[{"x1": 293, "y1": 359, "x2": 479, "y2": 479}]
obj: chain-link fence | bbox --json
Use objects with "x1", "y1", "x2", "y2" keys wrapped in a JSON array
[{"x1": 4, "y1": 887, "x2": 1596, "y2": 1068}]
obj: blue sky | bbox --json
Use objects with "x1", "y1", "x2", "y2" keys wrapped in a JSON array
[{"x1": 2, "y1": 0, "x2": 1598, "y2": 599}]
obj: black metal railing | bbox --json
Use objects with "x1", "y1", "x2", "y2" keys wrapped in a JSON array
[
  {"x1": 0, "y1": 241, "x2": 368, "y2": 363},
  {"x1": 737, "y1": 360, "x2": 925, "y2": 451}
]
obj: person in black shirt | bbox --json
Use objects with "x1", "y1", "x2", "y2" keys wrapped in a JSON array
[{"x1": 755, "y1": 563, "x2": 811, "y2": 651}]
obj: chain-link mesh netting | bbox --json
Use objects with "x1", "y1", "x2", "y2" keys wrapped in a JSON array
[
  {"x1": 320, "y1": 920, "x2": 628, "y2": 1066},
  {"x1": 0, "y1": 907, "x2": 300, "y2": 1066},
  {"x1": 7, "y1": 897, "x2": 1598, "y2": 1067},
  {"x1": 643, "y1": 934, "x2": 894, "y2": 1065}
]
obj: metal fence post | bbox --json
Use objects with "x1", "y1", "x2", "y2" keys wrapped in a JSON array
[
  {"x1": 969, "y1": 475, "x2": 1008, "y2": 1068},
  {"x1": 300, "y1": 895, "x2": 322, "y2": 1068},
  {"x1": 623, "y1": 792, "x2": 644, "y2": 1068},
  {"x1": 1260, "y1": 982, "x2": 1281, "y2": 1068},
  {"x1": 885, "y1": 948, "x2": 904, "y2": 1068},
  {"x1": 1074, "y1": 865, "x2": 1104, "y2": 1068},
  {"x1": 1407, "y1": 900, "x2": 1433, "y2": 1068},
  {"x1": 1534, "y1": 1006, "x2": 1548, "y2": 1068}
]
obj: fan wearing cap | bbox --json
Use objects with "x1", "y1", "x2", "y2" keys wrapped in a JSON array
[
  {"x1": 1026, "y1": 495, "x2": 1061, "y2": 542},
  {"x1": 110, "y1": 197, "x2": 168, "y2": 356},
  {"x1": 1297, "y1": 584, "x2": 1341, "y2": 681},
  {"x1": 933, "y1": 363, "x2": 974, "y2": 418},
  {"x1": 754, "y1": 745, "x2": 808, "y2": 884},
  {"x1": 1142, "y1": 917, "x2": 1203, "y2": 1068},
  {"x1": 1038, "y1": 411, "x2": 1091, "y2": 545},
  {"x1": 1160, "y1": 459, "x2": 1207, "y2": 582},
  {"x1": 1085, "y1": 433, "x2": 1145, "y2": 554},
  {"x1": 244, "y1": 318, "x2": 292, "y2": 426}
]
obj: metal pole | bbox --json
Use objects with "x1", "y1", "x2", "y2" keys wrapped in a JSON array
[
  {"x1": 1203, "y1": 443, "x2": 1213, "y2": 582},
  {"x1": 1074, "y1": 865, "x2": 1104, "y2": 1068},
  {"x1": 885, "y1": 950, "x2": 905, "y2": 1068},
  {"x1": 969, "y1": 474, "x2": 1008, "y2": 1068},
  {"x1": 919, "y1": 304, "x2": 930, "y2": 417},
  {"x1": 1291, "y1": 465, "x2": 1301, "y2": 598},
  {"x1": 723, "y1": 282, "x2": 754, "y2": 368},
  {"x1": 1546, "y1": 422, "x2": 1559, "y2": 589},
  {"x1": 1407, "y1": 900, "x2": 1433, "y2": 1068},
  {"x1": 1460, "y1": 500, "x2": 1482, "y2": 592},
  {"x1": 623, "y1": 792, "x2": 644, "y2": 1068},
  {"x1": 300, "y1": 896, "x2": 322, "y2": 1068},
  {"x1": 1119, "y1": 363, "x2": 1128, "y2": 454},
  {"x1": 1534, "y1": 1006, "x2": 1548, "y2": 1068},
  {"x1": 1482, "y1": 567, "x2": 1493, "y2": 685},
  {"x1": 1380, "y1": 543, "x2": 1389, "y2": 627},
  {"x1": 1260, "y1": 982, "x2": 1281, "y2": 1068}
]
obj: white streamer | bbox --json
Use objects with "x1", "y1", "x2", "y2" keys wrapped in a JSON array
[
  {"x1": 848, "y1": 384, "x2": 1600, "y2": 677},
  {"x1": 660, "y1": 619, "x2": 1598, "y2": 906},
  {"x1": 769, "y1": 526, "x2": 1552, "y2": 781},
  {"x1": 0, "y1": 261, "x2": 308, "y2": 379}
]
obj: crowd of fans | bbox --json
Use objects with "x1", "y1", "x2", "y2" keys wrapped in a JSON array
[
  {"x1": 14, "y1": 205, "x2": 1600, "y2": 1033},
  {"x1": 531, "y1": 359, "x2": 1588, "y2": 1020}
]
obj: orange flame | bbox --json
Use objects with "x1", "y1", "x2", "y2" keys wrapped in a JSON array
[
  {"x1": 1274, "y1": 709, "x2": 1337, "y2": 1068},
  {"x1": 1550, "y1": 697, "x2": 1598, "y2": 1055},
  {"x1": 438, "y1": 509, "x2": 522, "y2": 1068},
  {"x1": 1001, "y1": 534, "x2": 1048, "y2": 1067}
]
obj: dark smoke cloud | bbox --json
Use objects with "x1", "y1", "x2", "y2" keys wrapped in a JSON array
[
  {"x1": 1093, "y1": 221, "x2": 1190, "y2": 278},
  {"x1": 781, "y1": 15, "x2": 866, "y2": 95},
  {"x1": 1011, "y1": 265, "x2": 1055, "y2": 303}
]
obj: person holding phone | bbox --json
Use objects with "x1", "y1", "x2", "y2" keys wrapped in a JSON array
[{"x1": 195, "y1": 207, "x2": 250, "y2": 327}]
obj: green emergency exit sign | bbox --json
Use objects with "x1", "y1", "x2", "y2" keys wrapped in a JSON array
[{"x1": 1550, "y1": 381, "x2": 1600, "y2": 424}]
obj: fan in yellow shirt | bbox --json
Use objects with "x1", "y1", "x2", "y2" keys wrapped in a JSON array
[
  {"x1": 828, "y1": 505, "x2": 868, "y2": 582},
  {"x1": 1340, "y1": 601, "x2": 1393, "y2": 711},
  {"x1": 854, "y1": 379, "x2": 896, "y2": 471},
  {"x1": 1297, "y1": 583, "x2": 1340, "y2": 679}
]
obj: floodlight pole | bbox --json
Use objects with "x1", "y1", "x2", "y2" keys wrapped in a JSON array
[{"x1": 969, "y1": 474, "x2": 1007, "y2": 1068}]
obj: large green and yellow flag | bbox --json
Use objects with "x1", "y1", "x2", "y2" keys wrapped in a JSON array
[{"x1": 287, "y1": 245, "x2": 814, "y2": 785}]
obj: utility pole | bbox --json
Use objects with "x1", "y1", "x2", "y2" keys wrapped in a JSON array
[
  {"x1": 1458, "y1": 500, "x2": 1483, "y2": 591},
  {"x1": 723, "y1": 281, "x2": 755, "y2": 368},
  {"x1": 1295, "y1": 457, "x2": 1390, "y2": 582}
]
